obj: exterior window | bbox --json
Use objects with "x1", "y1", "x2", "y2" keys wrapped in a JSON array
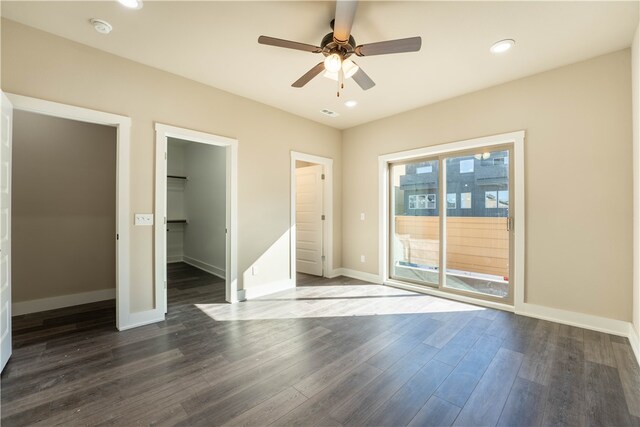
[
  {"x1": 447, "y1": 193, "x2": 456, "y2": 209},
  {"x1": 461, "y1": 192, "x2": 471, "y2": 209},
  {"x1": 460, "y1": 159, "x2": 474, "y2": 173},
  {"x1": 408, "y1": 195, "x2": 417, "y2": 209},
  {"x1": 485, "y1": 191, "x2": 497, "y2": 208},
  {"x1": 427, "y1": 194, "x2": 436, "y2": 209},
  {"x1": 416, "y1": 165, "x2": 432, "y2": 174},
  {"x1": 498, "y1": 190, "x2": 509, "y2": 208}
]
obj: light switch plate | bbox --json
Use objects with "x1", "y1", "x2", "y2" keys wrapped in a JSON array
[{"x1": 135, "y1": 213, "x2": 154, "y2": 226}]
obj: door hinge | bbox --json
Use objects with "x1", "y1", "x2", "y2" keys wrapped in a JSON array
[
  {"x1": 164, "y1": 152, "x2": 167, "y2": 160},
  {"x1": 321, "y1": 173, "x2": 325, "y2": 180},
  {"x1": 507, "y1": 217, "x2": 513, "y2": 231},
  {"x1": 116, "y1": 233, "x2": 119, "y2": 240},
  {"x1": 321, "y1": 255, "x2": 326, "y2": 261},
  {"x1": 321, "y1": 215, "x2": 325, "y2": 220},
  {"x1": 164, "y1": 216, "x2": 167, "y2": 225},
  {"x1": 164, "y1": 280, "x2": 167, "y2": 289}
]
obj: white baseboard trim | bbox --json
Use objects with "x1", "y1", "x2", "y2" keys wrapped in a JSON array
[
  {"x1": 628, "y1": 325, "x2": 640, "y2": 365},
  {"x1": 118, "y1": 309, "x2": 165, "y2": 331},
  {"x1": 12, "y1": 288, "x2": 116, "y2": 316},
  {"x1": 167, "y1": 255, "x2": 183, "y2": 263},
  {"x1": 515, "y1": 302, "x2": 630, "y2": 337},
  {"x1": 244, "y1": 279, "x2": 295, "y2": 299},
  {"x1": 325, "y1": 269, "x2": 342, "y2": 279},
  {"x1": 183, "y1": 255, "x2": 225, "y2": 280},
  {"x1": 334, "y1": 268, "x2": 383, "y2": 284}
]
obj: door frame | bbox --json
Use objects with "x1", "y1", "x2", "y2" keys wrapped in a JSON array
[
  {"x1": 155, "y1": 123, "x2": 239, "y2": 307},
  {"x1": 379, "y1": 130, "x2": 525, "y2": 311},
  {"x1": 6, "y1": 93, "x2": 131, "y2": 330},
  {"x1": 290, "y1": 152, "x2": 334, "y2": 281}
]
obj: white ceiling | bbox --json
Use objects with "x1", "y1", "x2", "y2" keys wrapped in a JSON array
[{"x1": 2, "y1": 1, "x2": 638, "y2": 129}]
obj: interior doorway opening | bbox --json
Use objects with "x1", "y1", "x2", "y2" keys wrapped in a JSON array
[
  {"x1": 155, "y1": 123, "x2": 239, "y2": 311},
  {"x1": 165, "y1": 138, "x2": 227, "y2": 309},
  {"x1": 11, "y1": 110, "x2": 118, "y2": 317},
  {"x1": 295, "y1": 160, "x2": 325, "y2": 277},
  {"x1": 290, "y1": 152, "x2": 334, "y2": 285}
]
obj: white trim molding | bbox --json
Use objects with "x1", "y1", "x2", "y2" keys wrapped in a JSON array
[
  {"x1": 6, "y1": 93, "x2": 131, "y2": 331},
  {"x1": 12, "y1": 289, "x2": 116, "y2": 316},
  {"x1": 290, "y1": 151, "x2": 334, "y2": 284},
  {"x1": 183, "y1": 256, "x2": 225, "y2": 280},
  {"x1": 629, "y1": 326, "x2": 640, "y2": 365},
  {"x1": 378, "y1": 130, "x2": 525, "y2": 307},
  {"x1": 155, "y1": 123, "x2": 239, "y2": 314},
  {"x1": 334, "y1": 268, "x2": 383, "y2": 284},
  {"x1": 244, "y1": 279, "x2": 295, "y2": 299}
]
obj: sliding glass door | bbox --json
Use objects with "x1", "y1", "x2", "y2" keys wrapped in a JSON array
[
  {"x1": 390, "y1": 159, "x2": 440, "y2": 286},
  {"x1": 389, "y1": 145, "x2": 513, "y2": 303}
]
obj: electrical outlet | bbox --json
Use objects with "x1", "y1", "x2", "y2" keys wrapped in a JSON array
[
  {"x1": 360, "y1": 213, "x2": 365, "y2": 221},
  {"x1": 360, "y1": 255, "x2": 365, "y2": 263},
  {"x1": 134, "y1": 214, "x2": 154, "y2": 226},
  {"x1": 252, "y1": 266, "x2": 259, "y2": 276}
]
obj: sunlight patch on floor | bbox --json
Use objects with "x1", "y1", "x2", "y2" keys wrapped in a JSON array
[{"x1": 195, "y1": 284, "x2": 485, "y2": 321}]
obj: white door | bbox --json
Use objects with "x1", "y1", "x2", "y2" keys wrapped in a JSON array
[
  {"x1": 296, "y1": 165, "x2": 323, "y2": 276},
  {"x1": 0, "y1": 93, "x2": 12, "y2": 372}
]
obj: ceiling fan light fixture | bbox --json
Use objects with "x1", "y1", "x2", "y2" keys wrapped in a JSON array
[
  {"x1": 117, "y1": 0, "x2": 143, "y2": 9},
  {"x1": 324, "y1": 53, "x2": 342, "y2": 73},
  {"x1": 341, "y1": 59, "x2": 359, "y2": 79},
  {"x1": 490, "y1": 39, "x2": 515, "y2": 54}
]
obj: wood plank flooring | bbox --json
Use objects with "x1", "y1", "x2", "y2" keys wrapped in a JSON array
[{"x1": 1, "y1": 263, "x2": 639, "y2": 426}]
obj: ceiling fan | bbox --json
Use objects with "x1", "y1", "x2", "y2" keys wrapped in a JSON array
[{"x1": 258, "y1": 0, "x2": 422, "y2": 96}]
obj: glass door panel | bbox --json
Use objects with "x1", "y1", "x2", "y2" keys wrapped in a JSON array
[
  {"x1": 390, "y1": 159, "x2": 440, "y2": 286},
  {"x1": 444, "y1": 149, "x2": 510, "y2": 298}
]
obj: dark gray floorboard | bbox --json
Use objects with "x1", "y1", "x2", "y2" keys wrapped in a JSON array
[{"x1": 2, "y1": 267, "x2": 639, "y2": 426}]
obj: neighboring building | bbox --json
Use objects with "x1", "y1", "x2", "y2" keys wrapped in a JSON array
[{"x1": 396, "y1": 150, "x2": 510, "y2": 218}]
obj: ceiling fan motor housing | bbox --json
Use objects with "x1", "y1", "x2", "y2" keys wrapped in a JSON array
[{"x1": 320, "y1": 32, "x2": 356, "y2": 59}]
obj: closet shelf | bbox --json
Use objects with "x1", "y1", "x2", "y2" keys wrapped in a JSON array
[
  {"x1": 168, "y1": 175, "x2": 188, "y2": 180},
  {"x1": 167, "y1": 219, "x2": 188, "y2": 224}
]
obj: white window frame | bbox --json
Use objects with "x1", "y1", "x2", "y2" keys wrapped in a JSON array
[{"x1": 378, "y1": 130, "x2": 525, "y2": 311}]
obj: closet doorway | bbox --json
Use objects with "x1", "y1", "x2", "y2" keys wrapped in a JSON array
[{"x1": 155, "y1": 124, "x2": 238, "y2": 311}]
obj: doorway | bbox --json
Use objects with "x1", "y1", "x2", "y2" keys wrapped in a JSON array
[
  {"x1": 295, "y1": 162, "x2": 324, "y2": 276},
  {"x1": 1, "y1": 93, "x2": 131, "y2": 372},
  {"x1": 290, "y1": 152, "x2": 334, "y2": 283},
  {"x1": 155, "y1": 123, "x2": 238, "y2": 309},
  {"x1": 165, "y1": 137, "x2": 227, "y2": 309},
  {"x1": 379, "y1": 131, "x2": 525, "y2": 309}
]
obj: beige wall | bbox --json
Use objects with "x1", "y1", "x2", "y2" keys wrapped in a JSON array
[
  {"x1": 342, "y1": 49, "x2": 633, "y2": 322},
  {"x1": 1, "y1": 20, "x2": 342, "y2": 312},
  {"x1": 12, "y1": 110, "x2": 116, "y2": 302}
]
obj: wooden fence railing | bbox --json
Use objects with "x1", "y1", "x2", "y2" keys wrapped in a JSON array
[{"x1": 394, "y1": 216, "x2": 509, "y2": 278}]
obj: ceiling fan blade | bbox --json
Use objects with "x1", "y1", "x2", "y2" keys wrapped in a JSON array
[
  {"x1": 351, "y1": 64, "x2": 375, "y2": 90},
  {"x1": 292, "y1": 62, "x2": 326, "y2": 88},
  {"x1": 355, "y1": 36, "x2": 422, "y2": 57},
  {"x1": 333, "y1": 0, "x2": 358, "y2": 44},
  {"x1": 258, "y1": 36, "x2": 322, "y2": 53}
]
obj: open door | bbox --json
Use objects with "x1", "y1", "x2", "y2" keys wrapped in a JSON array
[
  {"x1": 295, "y1": 164, "x2": 324, "y2": 276},
  {"x1": 0, "y1": 93, "x2": 13, "y2": 372}
]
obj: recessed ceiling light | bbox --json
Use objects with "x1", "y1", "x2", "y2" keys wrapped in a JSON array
[
  {"x1": 90, "y1": 18, "x2": 113, "y2": 35},
  {"x1": 117, "y1": 0, "x2": 143, "y2": 9},
  {"x1": 490, "y1": 39, "x2": 515, "y2": 54},
  {"x1": 344, "y1": 100, "x2": 358, "y2": 108}
]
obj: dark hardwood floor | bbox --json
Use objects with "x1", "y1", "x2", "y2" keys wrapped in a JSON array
[{"x1": 2, "y1": 263, "x2": 639, "y2": 426}]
